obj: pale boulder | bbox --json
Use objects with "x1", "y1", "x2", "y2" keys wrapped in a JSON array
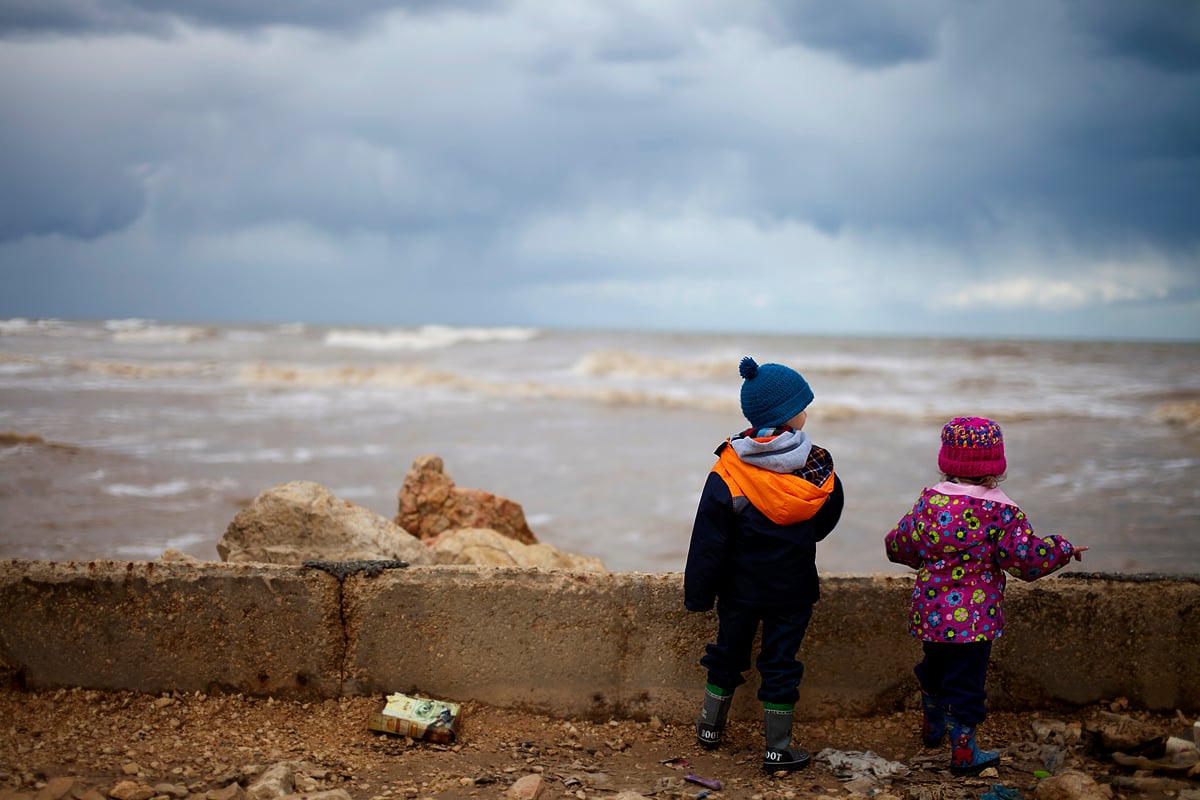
[
  {"x1": 218, "y1": 481, "x2": 431, "y2": 566},
  {"x1": 430, "y1": 528, "x2": 605, "y2": 571}
]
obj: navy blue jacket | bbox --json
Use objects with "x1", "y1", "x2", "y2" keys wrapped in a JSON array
[{"x1": 684, "y1": 464, "x2": 844, "y2": 612}]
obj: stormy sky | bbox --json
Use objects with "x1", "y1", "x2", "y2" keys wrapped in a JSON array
[{"x1": 1, "y1": 1, "x2": 1198, "y2": 340}]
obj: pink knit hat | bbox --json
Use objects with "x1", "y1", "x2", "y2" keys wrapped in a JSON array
[{"x1": 938, "y1": 416, "x2": 1007, "y2": 478}]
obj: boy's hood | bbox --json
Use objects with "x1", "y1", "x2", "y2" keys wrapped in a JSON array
[{"x1": 713, "y1": 431, "x2": 835, "y2": 526}]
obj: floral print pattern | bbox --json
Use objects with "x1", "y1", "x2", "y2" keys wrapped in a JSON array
[{"x1": 885, "y1": 482, "x2": 1075, "y2": 642}]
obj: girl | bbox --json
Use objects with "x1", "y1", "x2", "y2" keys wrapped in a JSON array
[{"x1": 884, "y1": 416, "x2": 1086, "y2": 776}]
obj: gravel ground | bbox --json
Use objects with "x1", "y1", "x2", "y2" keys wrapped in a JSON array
[{"x1": 1, "y1": 688, "x2": 1195, "y2": 800}]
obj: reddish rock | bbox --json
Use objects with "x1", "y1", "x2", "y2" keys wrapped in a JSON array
[{"x1": 396, "y1": 455, "x2": 537, "y2": 544}]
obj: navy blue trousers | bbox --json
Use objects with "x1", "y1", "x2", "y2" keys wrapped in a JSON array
[
  {"x1": 914, "y1": 640, "x2": 993, "y2": 726},
  {"x1": 700, "y1": 600, "x2": 814, "y2": 706}
]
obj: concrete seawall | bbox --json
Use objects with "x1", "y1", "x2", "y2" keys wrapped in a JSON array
[{"x1": 1, "y1": 559, "x2": 1196, "y2": 722}]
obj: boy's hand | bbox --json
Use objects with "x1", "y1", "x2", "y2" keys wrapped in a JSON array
[{"x1": 1071, "y1": 546, "x2": 1089, "y2": 561}]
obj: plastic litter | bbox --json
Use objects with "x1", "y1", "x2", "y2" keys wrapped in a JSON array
[
  {"x1": 815, "y1": 749, "x2": 910, "y2": 780},
  {"x1": 1166, "y1": 736, "x2": 1197, "y2": 757},
  {"x1": 684, "y1": 774, "x2": 721, "y2": 791},
  {"x1": 981, "y1": 784, "x2": 1024, "y2": 800}
]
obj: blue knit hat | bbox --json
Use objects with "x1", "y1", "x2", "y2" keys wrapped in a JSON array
[{"x1": 739, "y1": 356, "x2": 814, "y2": 429}]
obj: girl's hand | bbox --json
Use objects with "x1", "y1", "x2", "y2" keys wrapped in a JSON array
[{"x1": 1071, "y1": 546, "x2": 1089, "y2": 561}]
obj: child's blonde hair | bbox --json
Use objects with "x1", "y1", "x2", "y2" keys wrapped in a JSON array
[{"x1": 943, "y1": 473, "x2": 1006, "y2": 489}]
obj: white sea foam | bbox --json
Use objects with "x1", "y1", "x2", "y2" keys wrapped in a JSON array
[
  {"x1": 330, "y1": 484, "x2": 379, "y2": 500},
  {"x1": 103, "y1": 318, "x2": 215, "y2": 344},
  {"x1": 112, "y1": 532, "x2": 212, "y2": 560},
  {"x1": 0, "y1": 318, "x2": 36, "y2": 334},
  {"x1": 324, "y1": 324, "x2": 539, "y2": 351},
  {"x1": 105, "y1": 479, "x2": 193, "y2": 498},
  {"x1": 0, "y1": 318, "x2": 80, "y2": 337}
]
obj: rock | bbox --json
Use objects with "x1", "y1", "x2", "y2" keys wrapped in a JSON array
[
  {"x1": 205, "y1": 785, "x2": 243, "y2": 800},
  {"x1": 430, "y1": 528, "x2": 605, "y2": 571},
  {"x1": 34, "y1": 778, "x2": 78, "y2": 800},
  {"x1": 108, "y1": 783, "x2": 154, "y2": 800},
  {"x1": 396, "y1": 455, "x2": 537, "y2": 544},
  {"x1": 217, "y1": 481, "x2": 431, "y2": 565},
  {"x1": 158, "y1": 549, "x2": 200, "y2": 562},
  {"x1": 1089, "y1": 711, "x2": 1163, "y2": 753},
  {"x1": 1033, "y1": 771, "x2": 1110, "y2": 800},
  {"x1": 506, "y1": 775, "x2": 546, "y2": 800},
  {"x1": 245, "y1": 763, "x2": 295, "y2": 800},
  {"x1": 150, "y1": 786, "x2": 188, "y2": 799},
  {"x1": 276, "y1": 792, "x2": 350, "y2": 800}
]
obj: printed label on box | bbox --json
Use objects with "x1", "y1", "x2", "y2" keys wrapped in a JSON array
[{"x1": 367, "y1": 693, "x2": 460, "y2": 743}]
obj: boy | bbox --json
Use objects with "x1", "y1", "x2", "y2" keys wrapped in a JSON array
[{"x1": 684, "y1": 356, "x2": 844, "y2": 772}]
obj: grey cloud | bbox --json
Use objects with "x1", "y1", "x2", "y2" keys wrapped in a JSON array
[
  {"x1": 0, "y1": 0, "x2": 497, "y2": 38},
  {"x1": 0, "y1": 155, "x2": 144, "y2": 243},
  {"x1": 1069, "y1": 1, "x2": 1200, "y2": 74},
  {"x1": 765, "y1": 0, "x2": 945, "y2": 68},
  {"x1": 1, "y1": 0, "x2": 1198, "y2": 338}
]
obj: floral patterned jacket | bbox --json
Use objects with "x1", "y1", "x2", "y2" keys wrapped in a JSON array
[{"x1": 884, "y1": 481, "x2": 1076, "y2": 642}]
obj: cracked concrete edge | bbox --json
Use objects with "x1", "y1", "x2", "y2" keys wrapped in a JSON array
[{"x1": 1, "y1": 560, "x2": 1197, "y2": 720}]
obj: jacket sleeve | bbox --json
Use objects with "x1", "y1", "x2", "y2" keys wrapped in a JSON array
[
  {"x1": 683, "y1": 471, "x2": 735, "y2": 612},
  {"x1": 885, "y1": 502, "x2": 926, "y2": 570},
  {"x1": 811, "y1": 473, "x2": 844, "y2": 542},
  {"x1": 993, "y1": 510, "x2": 1075, "y2": 581}
]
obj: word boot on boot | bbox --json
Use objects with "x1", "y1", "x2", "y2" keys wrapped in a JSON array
[
  {"x1": 762, "y1": 707, "x2": 810, "y2": 772},
  {"x1": 695, "y1": 686, "x2": 732, "y2": 750},
  {"x1": 921, "y1": 692, "x2": 946, "y2": 748},
  {"x1": 948, "y1": 716, "x2": 1000, "y2": 776}
]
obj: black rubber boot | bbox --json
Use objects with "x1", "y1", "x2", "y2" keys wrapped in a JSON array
[
  {"x1": 695, "y1": 687, "x2": 732, "y2": 749},
  {"x1": 763, "y1": 708, "x2": 810, "y2": 772}
]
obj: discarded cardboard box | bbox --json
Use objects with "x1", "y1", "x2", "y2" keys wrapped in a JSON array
[{"x1": 367, "y1": 692, "x2": 460, "y2": 743}]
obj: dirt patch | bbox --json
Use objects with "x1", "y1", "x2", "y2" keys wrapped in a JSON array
[{"x1": 0, "y1": 688, "x2": 1194, "y2": 800}]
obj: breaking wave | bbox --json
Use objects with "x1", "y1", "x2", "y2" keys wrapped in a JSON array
[
  {"x1": 574, "y1": 349, "x2": 882, "y2": 381},
  {"x1": 105, "y1": 319, "x2": 216, "y2": 344},
  {"x1": 574, "y1": 350, "x2": 729, "y2": 380},
  {"x1": 324, "y1": 325, "x2": 539, "y2": 351}
]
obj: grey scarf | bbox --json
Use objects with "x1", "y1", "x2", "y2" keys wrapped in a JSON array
[{"x1": 730, "y1": 429, "x2": 813, "y2": 474}]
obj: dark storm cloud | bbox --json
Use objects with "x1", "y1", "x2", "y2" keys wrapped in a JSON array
[
  {"x1": 0, "y1": 0, "x2": 1197, "y2": 337},
  {"x1": 1070, "y1": 1, "x2": 1200, "y2": 74},
  {"x1": 765, "y1": 0, "x2": 944, "y2": 68},
  {"x1": 0, "y1": 0, "x2": 495, "y2": 37}
]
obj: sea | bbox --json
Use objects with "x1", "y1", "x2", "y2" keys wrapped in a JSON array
[{"x1": 1, "y1": 318, "x2": 1198, "y2": 576}]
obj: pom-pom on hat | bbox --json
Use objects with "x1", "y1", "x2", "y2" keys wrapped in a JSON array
[
  {"x1": 739, "y1": 356, "x2": 814, "y2": 429},
  {"x1": 938, "y1": 416, "x2": 1007, "y2": 478}
]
